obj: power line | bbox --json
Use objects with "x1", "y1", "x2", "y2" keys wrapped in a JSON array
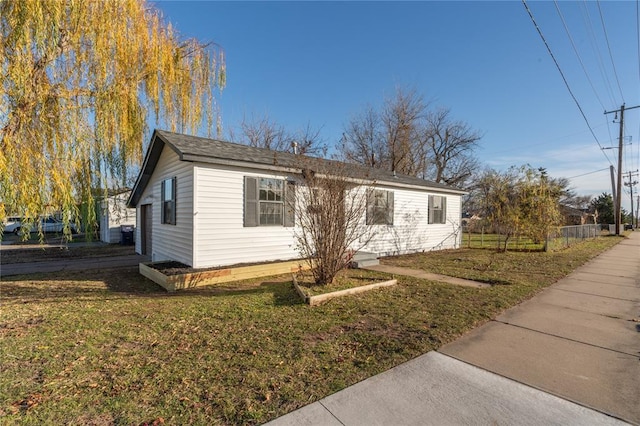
[
  {"x1": 581, "y1": 1, "x2": 618, "y2": 107},
  {"x1": 554, "y1": 1, "x2": 606, "y2": 109},
  {"x1": 522, "y1": 0, "x2": 613, "y2": 167},
  {"x1": 567, "y1": 168, "x2": 610, "y2": 179},
  {"x1": 597, "y1": 0, "x2": 625, "y2": 103}
]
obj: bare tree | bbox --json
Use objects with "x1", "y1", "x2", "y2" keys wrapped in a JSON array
[
  {"x1": 339, "y1": 106, "x2": 384, "y2": 168},
  {"x1": 381, "y1": 87, "x2": 427, "y2": 176},
  {"x1": 231, "y1": 114, "x2": 325, "y2": 155},
  {"x1": 339, "y1": 88, "x2": 481, "y2": 187},
  {"x1": 423, "y1": 107, "x2": 481, "y2": 187},
  {"x1": 291, "y1": 159, "x2": 374, "y2": 285}
]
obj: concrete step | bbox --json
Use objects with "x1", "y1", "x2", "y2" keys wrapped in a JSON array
[
  {"x1": 351, "y1": 251, "x2": 378, "y2": 261},
  {"x1": 351, "y1": 258, "x2": 380, "y2": 268}
]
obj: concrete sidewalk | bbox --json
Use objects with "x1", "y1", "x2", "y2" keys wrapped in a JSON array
[
  {"x1": 267, "y1": 234, "x2": 639, "y2": 425},
  {"x1": 364, "y1": 264, "x2": 491, "y2": 288}
]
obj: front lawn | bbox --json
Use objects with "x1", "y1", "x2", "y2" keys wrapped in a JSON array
[{"x1": 0, "y1": 236, "x2": 624, "y2": 424}]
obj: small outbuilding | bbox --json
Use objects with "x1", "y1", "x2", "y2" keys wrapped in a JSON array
[
  {"x1": 99, "y1": 190, "x2": 136, "y2": 244},
  {"x1": 127, "y1": 130, "x2": 467, "y2": 268}
]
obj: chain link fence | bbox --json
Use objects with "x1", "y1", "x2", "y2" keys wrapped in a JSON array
[{"x1": 547, "y1": 224, "x2": 600, "y2": 250}]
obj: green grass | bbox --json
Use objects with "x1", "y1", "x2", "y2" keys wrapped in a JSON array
[
  {"x1": 0, "y1": 235, "x2": 625, "y2": 425},
  {"x1": 461, "y1": 232, "x2": 546, "y2": 250}
]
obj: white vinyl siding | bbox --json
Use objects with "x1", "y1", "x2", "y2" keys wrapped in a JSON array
[
  {"x1": 193, "y1": 164, "x2": 298, "y2": 268},
  {"x1": 134, "y1": 146, "x2": 194, "y2": 265},
  {"x1": 133, "y1": 152, "x2": 463, "y2": 267},
  {"x1": 358, "y1": 186, "x2": 461, "y2": 256},
  {"x1": 100, "y1": 193, "x2": 136, "y2": 244}
]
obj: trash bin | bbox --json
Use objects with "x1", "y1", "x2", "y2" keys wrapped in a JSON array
[{"x1": 120, "y1": 225, "x2": 134, "y2": 245}]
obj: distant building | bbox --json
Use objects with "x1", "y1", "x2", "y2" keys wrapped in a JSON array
[{"x1": 99, "y1": 190, "x2": 136, "y2": 243}]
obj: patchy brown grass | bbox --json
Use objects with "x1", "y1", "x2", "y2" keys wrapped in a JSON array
[{"x1": 0, "y1": 236, "x2": 625, "y2": 425}]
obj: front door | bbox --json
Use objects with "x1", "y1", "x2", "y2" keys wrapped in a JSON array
[{"x1": 141, "y1": 204, "x2": 152, "y2": 255}]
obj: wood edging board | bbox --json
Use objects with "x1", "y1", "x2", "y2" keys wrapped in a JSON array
[
  {"x1": 140, "y1": 260, "x2": 309, "y2": 292},
  {"x1": 292, "y1": 275, "x2": 398, "y2": 306}
]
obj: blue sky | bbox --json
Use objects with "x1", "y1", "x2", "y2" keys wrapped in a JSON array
[{"x1": 153, "y1": 1, "x2": 640, "y2": 213}]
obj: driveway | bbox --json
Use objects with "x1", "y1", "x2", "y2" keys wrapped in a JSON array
[{"x1": 0, "y1": 242, "x2": 149, "y2": 277}]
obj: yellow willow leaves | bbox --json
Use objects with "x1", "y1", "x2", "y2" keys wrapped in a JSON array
[{"x1": 0, "y1": 0, "x2": 225, "y2": 238}]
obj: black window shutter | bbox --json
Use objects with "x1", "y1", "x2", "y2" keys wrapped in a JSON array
[
  {"x1": 441, "y1": 196, "x2": 447, "y2": 224},
  {"x1": 387, "y1": 191, "x2": 394, "y2": 225},
  {"x1": 366, "y1": 190, "x2": 374, "y2": 225},
  {"x1": 161, "y1": 179, "x2": 166, "y2": 223},
  {"x1": 244, "y1": 176, "x2": 259, "y2": 227},
  {"x1": 171, "y1": 177, "x2": 177, "y2": 225},
  {"x1": 284, "y1": 181, "x2": 295, "y2": 227}
]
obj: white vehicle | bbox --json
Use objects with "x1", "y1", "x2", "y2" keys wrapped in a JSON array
[
  {"x1": 3, "y1": 216, "x2": 23, "y2": 234},
  {"x1": 13, "y1": 216, "x2": 78, "y2": 235}
]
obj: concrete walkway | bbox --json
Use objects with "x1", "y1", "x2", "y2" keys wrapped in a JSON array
[
  {"x1": 364, "y1": 263, "x2": 491, "y2": 288},
  {"x1": 267, "y1": 233, "x2": 639, "y2": 426}
]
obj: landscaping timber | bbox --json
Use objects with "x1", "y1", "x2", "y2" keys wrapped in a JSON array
[{"x1": 140, "y1": 260, "x2": 308, "y2": 291}]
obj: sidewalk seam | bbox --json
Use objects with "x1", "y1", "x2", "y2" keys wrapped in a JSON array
[
  {"x1": 494, "y1": 319, "x2": 640, "y2": 358},
  {"x1": 318, "y1": 401, "x2": 346, "y2": 426},
  {"x1": 549, "y1": 287, "x2": 638, "y2": 302}
]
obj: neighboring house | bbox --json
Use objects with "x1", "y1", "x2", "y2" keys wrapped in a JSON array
[
  {"x1": 560, "y1": 204, "x2": 594, "y2": 226},
  {"x1": 127, "y1": 130, "x2": 467, "y2": 268},
  {"x1": 100, "y1": 190, "x2": 136, "y2": 243}
]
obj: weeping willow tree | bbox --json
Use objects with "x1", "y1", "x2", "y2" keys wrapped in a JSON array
[{"x1": 0, "y1": 0, "x2": 225, "y2": 238}]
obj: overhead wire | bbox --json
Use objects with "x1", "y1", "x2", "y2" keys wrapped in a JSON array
[
  {"x1": 554, "y1": 0, "x2": 606, "y2": 110},
  {"x1": 522, "y1": 0, "x2": 614, "y2": 167},
  {"x1": 566, "y1": 168, "x2": 610, "y2": 179},
  {"x1": 581, "y1": 1, "x2": 618, "y2": 108},
  {"x1": 596, "y1": 0, "x2": 625, "y2": 104}
]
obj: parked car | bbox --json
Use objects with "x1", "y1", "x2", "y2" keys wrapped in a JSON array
[
  {"x1": 13, "y1": 216, "x2": 78, "y2": 235},
  {"x1": 3, "y1": 216, "x2": 23, "y2": 234}
]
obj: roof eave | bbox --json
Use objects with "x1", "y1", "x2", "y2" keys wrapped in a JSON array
[{"x1": 127, "y1": 130, "x2": 183, "y2": 208}]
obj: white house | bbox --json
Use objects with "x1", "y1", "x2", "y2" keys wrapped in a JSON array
[
  {"x1": 99, "y1": 190, "x2": 136, "y2": 244},
  {"x1": 127, "y1": 130, "x2": 467, "y2": 268}
]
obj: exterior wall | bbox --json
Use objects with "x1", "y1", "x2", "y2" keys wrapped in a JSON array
[
  {"x1": 100, "y1": 194, "x2": 136, "y2": 244},
  {"x1": 134, "y1": 146, "x2": 194, "y2": 265},
  {"x1": 355, "y1": 185, "x2": 462, "y2": 256},
  {"x1": 135, "y1": 154, "x2": 463, "y2": 267},
  {"x1": 192, "y1": 164, "x2": 298, "y2": 268}
]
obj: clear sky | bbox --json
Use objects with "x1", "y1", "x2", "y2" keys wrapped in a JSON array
[{"x1": 153, "y1": 0, "x2": 640, "y2": 214}]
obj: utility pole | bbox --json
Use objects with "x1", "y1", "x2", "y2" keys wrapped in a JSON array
[
  {"x1": 609, "y1": 165, "x2": 616, "y2": 208},
  {"x1": 604, "y1": 104, "x2": 640, "y2": 235},
  {"x1": 624, "y1": 170, "x2": 639, "y2": 229}
]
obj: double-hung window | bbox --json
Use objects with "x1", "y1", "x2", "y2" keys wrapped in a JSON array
[
  {"x1": 161, "y1": 177, "x2": 177, "y2": 225},
  {"x1": 366, "y1": 189, "x2": 394, "y2": 225},
  {"x1": 428, "y1": 195, "x2": 446, "y2": 224},
  {"x1": 244, "y1": 176, "x2": 295, "y2": 227}
]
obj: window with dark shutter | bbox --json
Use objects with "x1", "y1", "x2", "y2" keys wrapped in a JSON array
[
  {"x1": 161, "y1": 177, "x2": 176, "y2": 225},
  {"x1": 366, "y1": 189, "x2": 394, "y2": 225},
  {"x1": 428, "y1": 195, "x2": 446, "y2": 224},
  {"x1": 244, "y1": 176, "x2": 291, "y2": 227}
]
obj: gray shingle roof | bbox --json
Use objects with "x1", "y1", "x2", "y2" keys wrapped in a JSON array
[{"x1": 128, "y1": 129, "x2": 466, "y2": 207}]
